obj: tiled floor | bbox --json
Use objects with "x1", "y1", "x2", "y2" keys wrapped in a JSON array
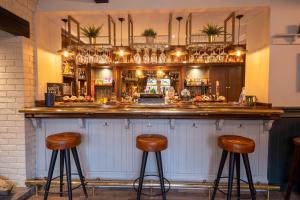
[{"x1": 29, "y1": 187, "x2": 300, "y2": 200}]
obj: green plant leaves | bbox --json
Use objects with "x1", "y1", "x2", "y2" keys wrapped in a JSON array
[
  {"x1": 142, "y1": 28, "x2": 157, "y2": 37},
  {"x1": 201, "y1": 24, "x2": 223, "y2": 36},
  {"x1": 81, "y1": 24, "x2": 103, "y2": 38}
]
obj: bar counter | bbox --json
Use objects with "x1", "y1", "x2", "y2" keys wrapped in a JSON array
[
  {"x1": 19, "y1": 103, "x2": 283, "y2": 184},
  {"x1": 20, "y1": 103, "x2": 283, "y2": 119}
]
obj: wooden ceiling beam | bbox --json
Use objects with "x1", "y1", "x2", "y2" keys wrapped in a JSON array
[
  {"x1": 94, "y1": 0, "x2": 109, "y2": 3},
  {"x1": 0, "y1": 6, "x2": 30, "y2": 38}
]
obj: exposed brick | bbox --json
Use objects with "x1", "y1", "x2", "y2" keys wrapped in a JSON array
[{"x1": 0, "y1": 0, "x2": 38, "y2": 186}]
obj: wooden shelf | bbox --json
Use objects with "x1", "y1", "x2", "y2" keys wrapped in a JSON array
[
  {"x1": 95, "y1": 84, "x2": 112, "y2": 87},
  {"x1": 62, "y1": 74, "x2": 75, "y2": 79},
  {"x1": 186, "y1": 85, "x2": 209, "y2": 87},
  {"x1": 90, "y1": 62, "x2": 244, "y2": 68},
  {"x1": 272, "y1": 34, "x2": 300, "y2": 45}
]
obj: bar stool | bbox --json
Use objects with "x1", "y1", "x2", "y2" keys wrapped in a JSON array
[
  {"x1": 44, "y1": 132, "x2": 88, "y2": 200},
  {"x1": 135, "y1": 134, "x2": 168, "y2": 200},
  {"x1": 286, "y1": 137, "x2": 300, "y2": 200},
  {"x1": 212, "y1": 135, "x2": 256, "y2": 200}
]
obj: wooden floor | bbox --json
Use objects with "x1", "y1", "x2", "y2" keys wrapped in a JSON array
[{"x1": 29, "y1": 187, "x2": 300, "y2": 200}]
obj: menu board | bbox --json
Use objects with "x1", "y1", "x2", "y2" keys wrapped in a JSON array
[{"x1": 47, "y1": 83, "x2": 63, "y2": 98}]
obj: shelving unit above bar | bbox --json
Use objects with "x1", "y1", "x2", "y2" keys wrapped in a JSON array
[{"x1": 85, "y1": 62, "x2": 245, "y2": 68}]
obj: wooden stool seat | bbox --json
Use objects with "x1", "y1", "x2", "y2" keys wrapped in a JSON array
[
  {"x1": 218, "y1": 135, "x2": 255, "y2": 154},
  {"x1": 212, "y1": 135, "x2": 256, "y2": 199},
  {"x1": 46, "y1": 132, "x2": 81, "y2": 150},
  {"x1": 293, "y1": 137, "x2": 300, "y2": 146},
  {"x1": 136, "y1": 134, "x2": 168, "y2": 152}
]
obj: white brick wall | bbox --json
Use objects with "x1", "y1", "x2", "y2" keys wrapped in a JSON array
[{"x1": 0, "y1": 0, "x2": 38, "y2": 186}]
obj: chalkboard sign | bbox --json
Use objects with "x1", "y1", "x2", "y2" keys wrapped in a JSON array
[{"x1": 47, "y1": 83, "x2": 63, "y2": 98}]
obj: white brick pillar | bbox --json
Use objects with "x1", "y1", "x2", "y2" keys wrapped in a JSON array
[
  {"x1": 0, "y1": 0, "x2": 39, "y2": 186},
  {"x1": 0, "y1": 31, "x2": 36, "y2": 186}
]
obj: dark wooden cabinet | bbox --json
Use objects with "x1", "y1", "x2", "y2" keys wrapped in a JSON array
[{"x1": 209, "y1": 64, "x2": 245, "y2": 102}]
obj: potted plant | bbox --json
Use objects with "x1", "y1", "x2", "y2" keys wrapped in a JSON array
[
  {"x1": 201, "y1": 24, "x2": 223, "y2": 43},
  {"x1": 142, "y1": 28, "x2": 157, "y2": 44},
  {"x1": 81, "y1": 25, "x2": 103, "y2": 44}
]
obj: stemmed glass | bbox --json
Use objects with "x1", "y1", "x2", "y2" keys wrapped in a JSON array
[
  {"x1": 134, "y1": 48, "x2": 142, "y2": 64},
  {"x1": 218, "y1": 46, "x2": 228, "y2": 62},
  {"x1": 143, "y1": 47, "x2": 150, "y2": 64},
  {"x1": 201, "y1": 49, "x2": 209, "y2": 63},
  {"x1": 150, "y1": 48, "x2": 158, "y2": 63},
  {"x1": 209, "y1": 48, "x2": 218, "y2": 63},
  {"x1": 158, "y1": 47, "x2": 166, "y2": 63}
]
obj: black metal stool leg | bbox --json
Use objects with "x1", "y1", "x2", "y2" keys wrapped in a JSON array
[
  {"x1": 44, "y1": 150, "x2": 58, "y2": 200},
  {"x1": 156, "y1": 152, "x2": 166, "y2": 200},
  {"x1": 286, "y1": 147, "x2": 300, "y2": 200},
  {"x1": 212, "y1": 150, "x2": 228, "y2": 200},
  {"x1": 227, "y1": 152, "x2": 235, "y2": 200},
  {"x1": 137, "y1": 151, "x2": 148, "y2": 200},
  {"x1": 71, "y1": 147, "x2": 88, "y2": 198},
  {"x1": 59, "y1": 150, "x2": 65, "y2": 197},
  {"x1": 65, "y1": 149, "x2": 73, "y2": 200},
  {"x1": 242, "y1": 154, "x2": 256, "y2": 200},
  {"x1": 235, "y1": 153, "x2": 241, "y2": 200}
]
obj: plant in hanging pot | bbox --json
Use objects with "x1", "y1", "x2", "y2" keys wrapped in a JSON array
[
  {"x1": 81, "y1": 25, "x2": 103, "y2": 44},
  {"x1": 142, "y1": 28, "x2": 157, "y2": 44},
  {"x1": 201, "y1": 24, "x2": 223, "y2": 43}
]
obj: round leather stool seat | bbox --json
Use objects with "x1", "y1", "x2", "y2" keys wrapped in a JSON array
[
  {"x1": 218, "y1": 135, "x2": 255, "y2": 154},
  {"x1": 293, "y1": 137, "x2": 300, "y2": 146},
  {"x1": 136, "y1": 134, "x2": 168, "y2": 152},
  {"x1": 46, "y1": 132, "x2": 81, "y2": 150}
]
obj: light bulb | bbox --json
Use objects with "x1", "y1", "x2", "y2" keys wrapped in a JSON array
[
  {"x1": 236, "y1": 50, "x2": 241, "y2": 57},
  {"x1": 176, "y1": 50, "x2": 181, "y2": 57},
  {"x1": 63, "y1": 50, "x2": 69, "y2": 57},
  {"x1": 119, "y1": 49, "x2": 125, "y2": 57}
]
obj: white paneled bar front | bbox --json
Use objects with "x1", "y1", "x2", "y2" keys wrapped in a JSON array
[{"x1": 35, "y1": 119, "x2": 269, "y2": 183}]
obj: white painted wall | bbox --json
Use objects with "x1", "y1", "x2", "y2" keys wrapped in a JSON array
[
  {"x1": 268, "y1": 1, "x2": 300, "y2": 107},
  {"x1": 245, "y1": 8, "x2": 270, "y2": 103},
  {"x1": 36, "y1": 13, "x2": 62, "y2": 100}
]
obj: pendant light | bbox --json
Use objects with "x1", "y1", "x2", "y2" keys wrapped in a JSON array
[
  {"x1": 57, "y1": 18, "x2": 75, "y2": 57},
  {"x1": 229, "y1": 14, "x2": 247, "y2": 57},
  {"x1": 170, "y1": 16, "x2": 187, "y2": 57},
  {"x1": 114, "y1": 17, "x2": 130, "y2": 57}
]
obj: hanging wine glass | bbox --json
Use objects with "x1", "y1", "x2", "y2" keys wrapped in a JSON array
[
  {"x1": 193, "y1": 49, "x2": 200, "y2": 63},
  {"x1": 210, "y1": 48, "x2": 218, "y2": 63},
  {"x1": 158, "y1": 47, "x2": 166, "y2": 63},
  {"x1": 83, "y1": 49, "x2": 89, "y2": 64},
  {"x1": 219, "y1": 45, "x2": 228, "y2": 62},
  {"x1": 143, "y1": 48, "x2": 150, "y2": 64},
  {"x1": 92, "y1": 48, "x2": 98, "y2": 64},
  {"x1": 202, "y1": 49, "x2": 209, "y2": 63},
  {"x1": 134, "y1": 48, "x2": 142, "y2": 64},
  {"x1": 75, "y1": 48, "x2": 82, "y2": 65},
  {"x1": 150, "y1": 48, "x2": 158, "y2": 63}
]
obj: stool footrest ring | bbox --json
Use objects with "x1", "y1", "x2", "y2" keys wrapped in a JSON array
[
  {"x1": 44, "y1": 173, "x2": 87, "y2": 195},
  {"x1": 133, "y1": 174, "x2": 170, "y2": 197}
]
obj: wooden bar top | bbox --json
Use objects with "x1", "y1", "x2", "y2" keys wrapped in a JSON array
[{"x1": 19, "y1": 103, "x2": 283, "y2": 119}]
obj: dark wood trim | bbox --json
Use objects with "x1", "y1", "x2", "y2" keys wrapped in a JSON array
[
  {"x1": 95, "y1": 0, "x2": 109, "y2": 3},
  {"x1": 87, "y1": 62, "x2": 245, "y2": 68},
  {"x1": 275, "y1": 107, "x2": 300, "y2": 118},
  {"x1": 0, "y1": 6, "x2": 30, "y2": 38},
  {"x1": 20, "y1": 106, "x2": 283, "y2": 120}
]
